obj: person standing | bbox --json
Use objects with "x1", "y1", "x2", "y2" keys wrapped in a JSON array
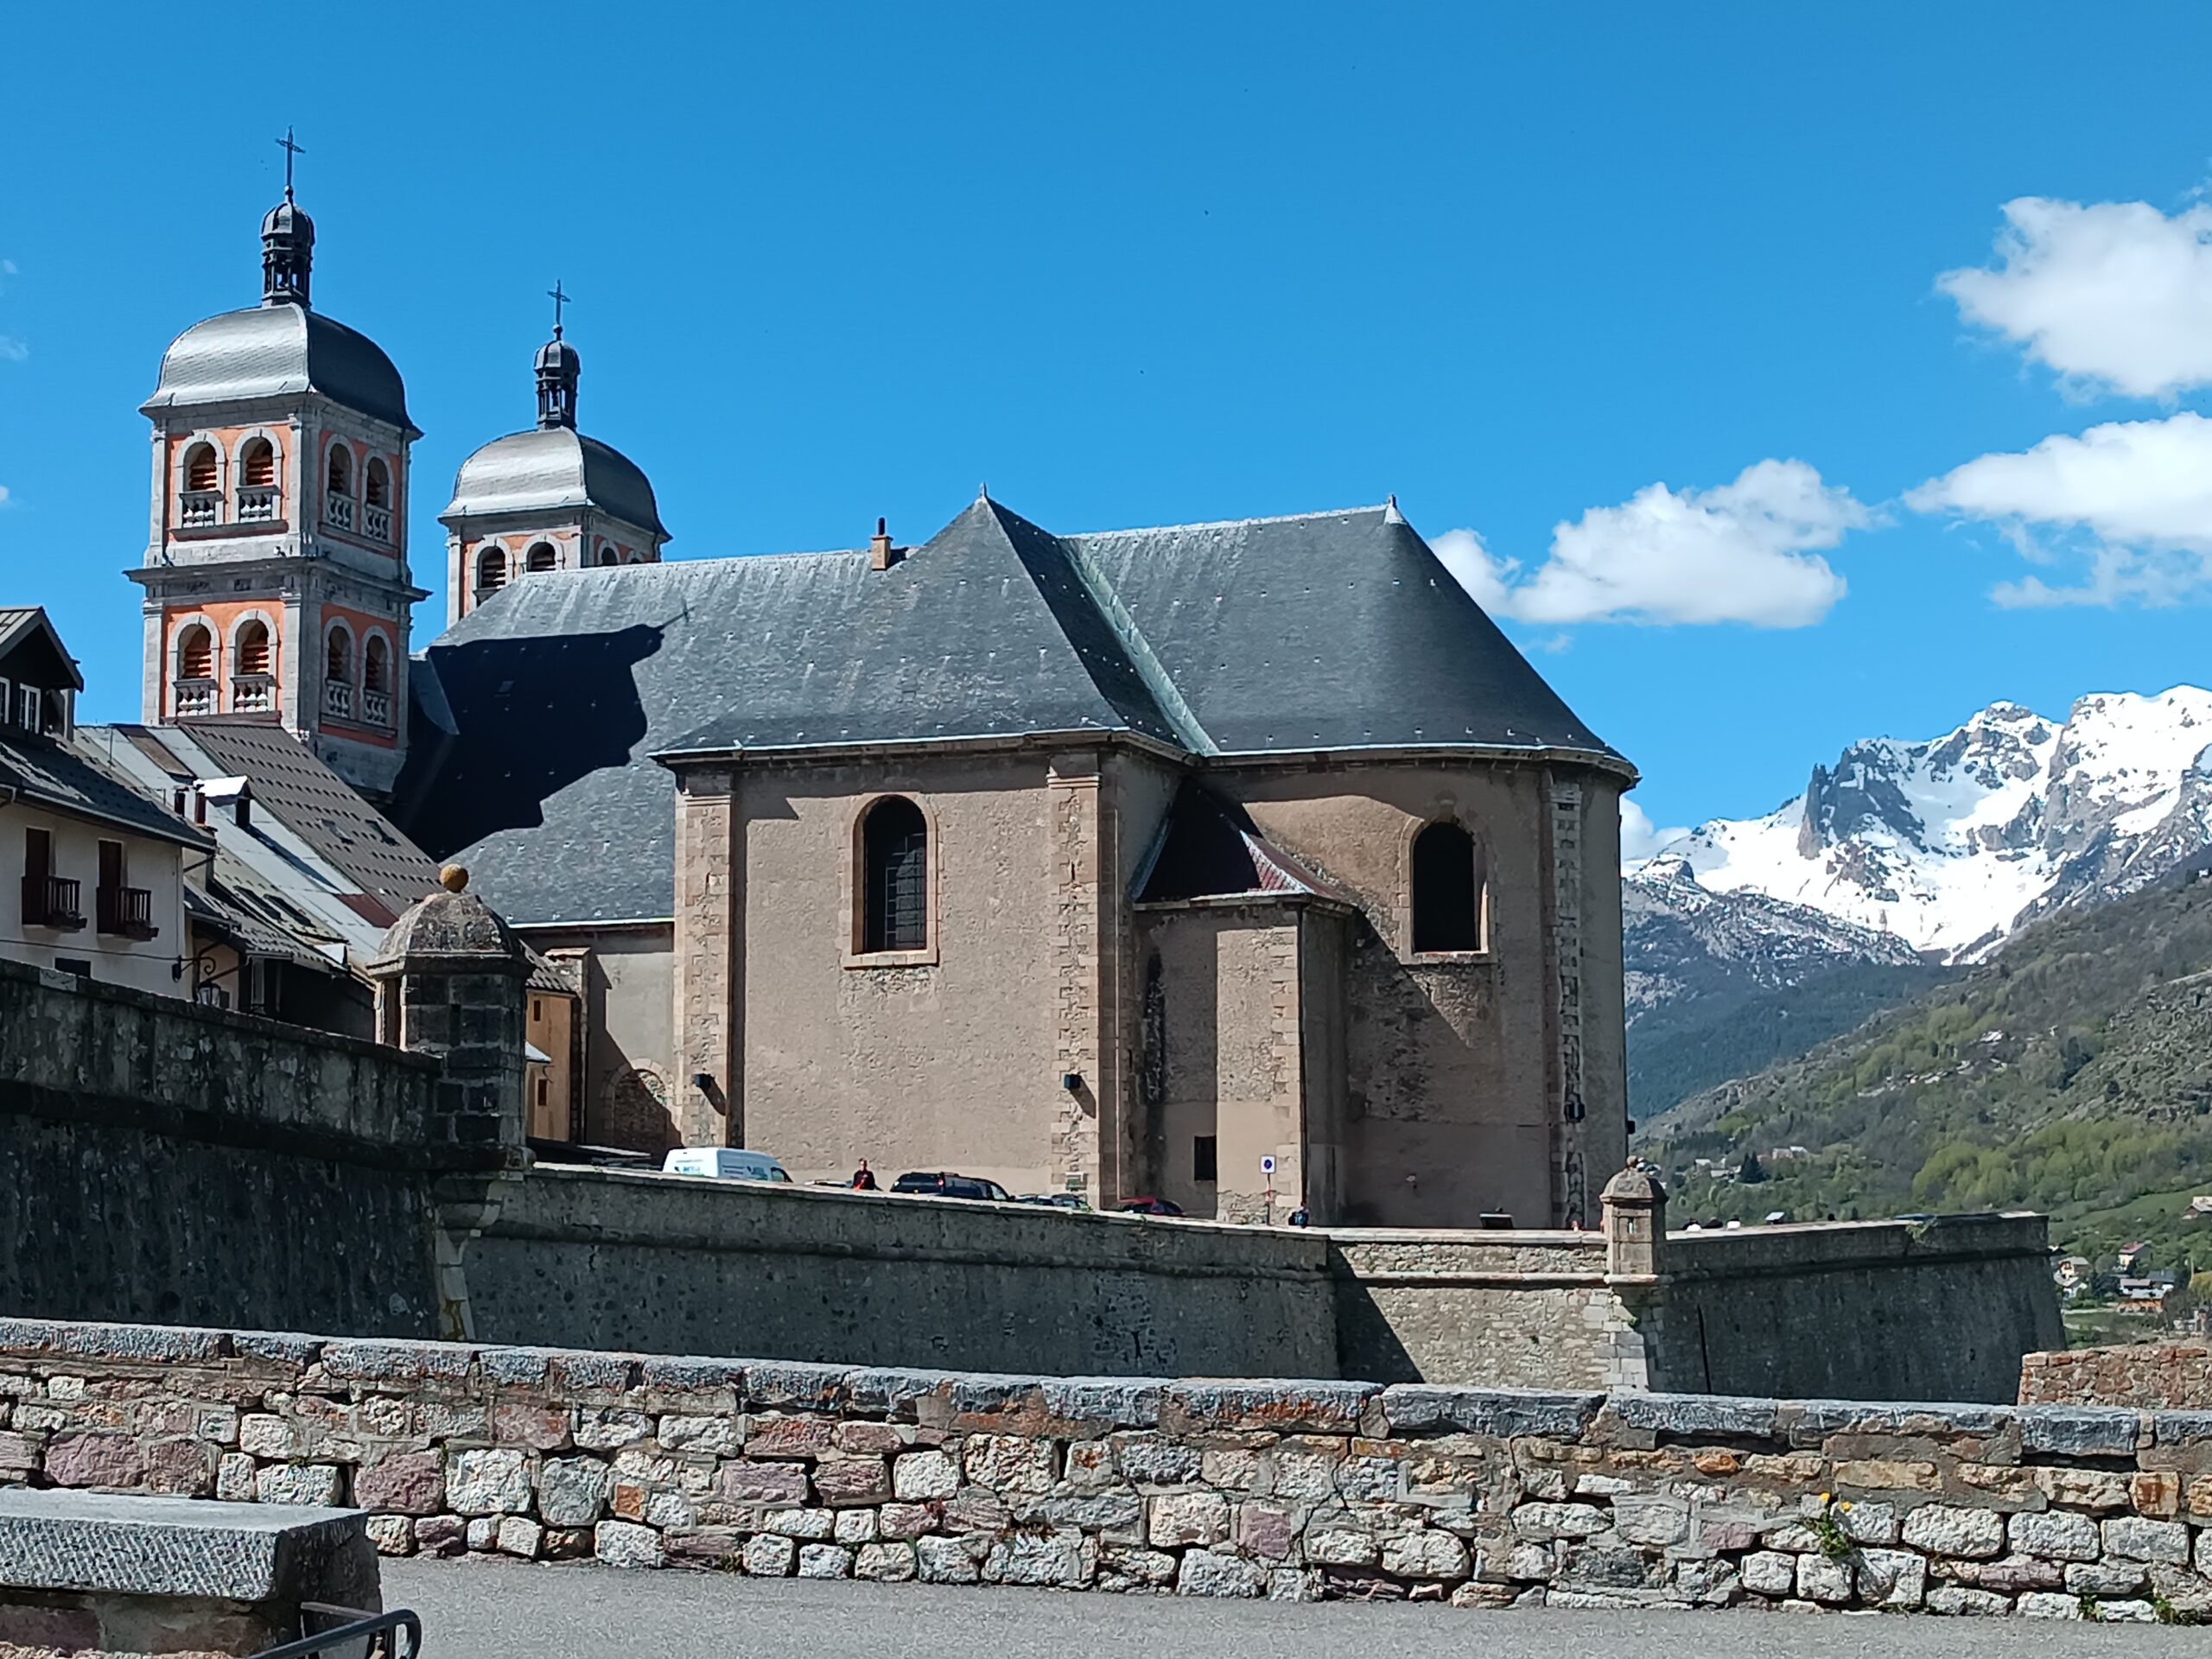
[{"x1": 851, "y1": 1160, "x2": 880, "y2": 1191}]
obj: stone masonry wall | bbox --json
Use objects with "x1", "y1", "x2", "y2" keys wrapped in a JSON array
[
  {"x1": 4, "y1": 1317, "x2": 2209, "y2": 1621},
  {"x1": 2022, "y1": 1344, "x2": 2212, "y2": 1411},
  {"x1": 0, "y1": 959, "x2": 449, "y2": 1338}
]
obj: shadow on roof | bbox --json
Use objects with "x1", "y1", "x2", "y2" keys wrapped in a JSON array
[{"x1": 395, "y1": 624, "x2": 664, "y2": 858}]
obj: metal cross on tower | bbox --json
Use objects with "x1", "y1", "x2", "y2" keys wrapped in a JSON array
[
  {"x1": 547, "y1": 280, "x2": 570, "y2": 338},
  {"x1": 275, "y1": 127, "x2": 306, "y2": 200}
]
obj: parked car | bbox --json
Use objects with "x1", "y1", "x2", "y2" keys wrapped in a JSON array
[
  {"x1": 1018, "y1": 1193, "x2": 1091, "y2": 1211},
  {"x1": 661, "y1": 1147, "x2": 793, "y2": 1184},
  {"x1": 1115, "y1": 1197, "x2": 1185, "y2": 1217},
  {"x1": 891, "y1": 1171, "x2": 1014, "y2": 1202}
]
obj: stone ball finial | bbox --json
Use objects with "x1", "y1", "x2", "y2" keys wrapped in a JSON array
[
  {"x1": 440, "y1": 864, "x2": 469, "y2": 893},
  {"x1": 369, "y1": 882, "x2": 527, "y2": 974}
]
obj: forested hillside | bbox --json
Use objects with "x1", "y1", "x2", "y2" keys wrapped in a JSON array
[{"x1": 1639, "y1": 855, "x2": 2212, "y2": 1269}]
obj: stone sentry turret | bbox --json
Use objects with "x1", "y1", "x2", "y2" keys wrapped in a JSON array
[
  {"x1": 1601, "y1": 1163, "x2": 1668, "y2": 1282},
  {"x1": 365, "y1": 866, "x2": 531, "y2": 1163}
]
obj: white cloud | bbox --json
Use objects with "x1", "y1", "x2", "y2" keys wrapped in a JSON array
[
  {"x1": 0, "y1": 338, "x2": 24, "y2": 363},
  {"x1": 1620, "y1": 799, "x2": 1691, "y2": 867},
  {"x1": 1908, "y1": 411, "x2": 2212, "y2": 607},
  {"x1": 1436, "y1": 460, "x2": 1866, "y2": 628},
  {"x1": 1939, "y1": 195, "x2": 2212, "y2": 400}
]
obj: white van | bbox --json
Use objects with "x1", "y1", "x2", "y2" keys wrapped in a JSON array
[{"x1": 660, "y1": 1148, "x2": 793, "y2": 1185}]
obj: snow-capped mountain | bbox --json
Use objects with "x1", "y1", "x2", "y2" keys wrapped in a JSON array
[
  {"x1": 1640, "y1": 687, "x2": 2212, "y2": 962},
  {"x1": 1624, "y1": 855, "x2": 1924, "y2": 1014}
]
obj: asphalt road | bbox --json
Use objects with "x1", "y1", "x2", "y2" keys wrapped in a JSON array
[{"x1": 385, "y1": 1557, "x2": 2207, "y2": 1658}]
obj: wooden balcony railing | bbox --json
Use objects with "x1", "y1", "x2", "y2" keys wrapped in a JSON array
[
  {"x1": 21, "y1": 874, "x2": 86, "y2": 931},
  {"x1": 96, "y1": 884, "x2": 156, "y2": 939}
]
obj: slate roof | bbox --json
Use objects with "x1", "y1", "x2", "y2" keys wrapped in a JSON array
[
  {"x1": 1133, "y1": 784, "x2": 1352, "y2": 906},
  {"x1": 146, "y1": 719, "x2": 442, "y2": 919},
  {"x1": 143, "y1": 305, "x2": 417, "y2": 435},
  {"x1": 0, "y1": 728, "x2": 210, "y2": 849},
  {"x1": 0, "y1": 607, "x2": 85, "y2": 691},
  {"x1": 395, "y1": 496, "x2": 1627, "y2": 927},
  {"x1": 442, "y1": 427, "x2": 668, "y2": 539}
]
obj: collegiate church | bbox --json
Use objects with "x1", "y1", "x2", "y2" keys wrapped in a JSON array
[{"x1": 128, "y1": 177, "x2": 1635, "y2": 1228}]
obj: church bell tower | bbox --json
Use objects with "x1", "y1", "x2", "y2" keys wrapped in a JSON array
[{"x1": 129, "y1": 133, "x2": 427, "y2": 798}]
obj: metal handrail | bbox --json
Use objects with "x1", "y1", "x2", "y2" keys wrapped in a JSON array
[{"x1": 248, "y1": 1605, "x2": 422, "y2": 1659}]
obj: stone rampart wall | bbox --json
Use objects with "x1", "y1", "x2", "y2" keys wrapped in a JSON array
[
  {"x1": 3, "y1": 1316, "x2": 2208, "y2": 1620},
  {"x1": 457, "y1": 1166, "x2": 1338, "y2": 1378},
  {"x1": 0, "y1": 960, "x2": 448, "y2": 1338},
  {"x1": 0, "y1": 961, "x2": 2060, "y2": 1396},
  {"x1": 1651, "y1": 1216, "x2": 2066, "y2": 1402},
  {"x1": 2022, "y1": 1344, "x2": 2212, "y2": 1410},
  {"x1": 1325, "y1": 1216, "x2": 2059, "y2": 1402}
]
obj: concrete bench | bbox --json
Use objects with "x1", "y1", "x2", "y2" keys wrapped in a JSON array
[{"x1": 0, "y1": 1489, "x2": 381, "y2": 1657}]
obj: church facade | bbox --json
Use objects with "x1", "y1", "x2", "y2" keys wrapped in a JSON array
[
  {"x1": 397, "y1": 498, "x2": 1635, "y2": 1228},
  {"x1": 129, "y1": 175, "x2": 1636, "y2": 1228}
]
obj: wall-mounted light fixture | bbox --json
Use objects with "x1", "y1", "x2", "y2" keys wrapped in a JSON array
[
  {"x1": 1061, "y1": 1072, "x2": 1082, "y2": 1093},
  {"x1": 691, "y1": 1071, "x2": 714, "y2": 1091}
]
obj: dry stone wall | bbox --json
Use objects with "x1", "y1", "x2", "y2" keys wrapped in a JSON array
[
  {"x1": 3, "y1": 1318, "x2": 2210, "y2": 1620},
  {"x1": 2021, "y1": 1344, "x2": 2212, "y2": 1411}
]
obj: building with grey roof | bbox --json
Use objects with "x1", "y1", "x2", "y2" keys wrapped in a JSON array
[
  {"x1": 394, "y1": 490, "x2": 1634, "y2": 1228},
  {"x1": 0, "y1": 609, "x2": 209, "y2": 998}
]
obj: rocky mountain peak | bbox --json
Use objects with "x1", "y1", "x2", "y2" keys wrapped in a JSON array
[{"x1": 1637, "y1": 684, "x2": 2212, "y2": 962}]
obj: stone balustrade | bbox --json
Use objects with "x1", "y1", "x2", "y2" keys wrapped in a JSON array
[{"x1": 1, "y1": 1317, "x2": 2208, "y2": 1619}]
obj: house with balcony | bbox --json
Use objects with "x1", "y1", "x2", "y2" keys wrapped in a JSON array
[{"x1": 0, "y1": 608, "x2": 207, "y2": 995}]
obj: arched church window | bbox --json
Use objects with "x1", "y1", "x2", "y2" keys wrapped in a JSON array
[
  {"x1": 1411, "y1": 820, "x2": 1486, "y2": 953},
  {"x1": 183, "y1": 443, "x2": 219, "y2": 493},
  {"x1": 525, "y1": 542, "x2": 558, "y2": 574},
  {"x1": 365, "y1": 457, "x2": 391, "y2": 509},
  {"x1": 363, "y1": 635, "x2": 391, "y2": 696},
  {"x1": 601, "y1": 544, "x2": 620, "y2": 567},
  {"x1": 235, "y1": 620, "x2": 272, "y2": 679},
  {"x1": 477, "y1": 546, "x2": 508, "y2": 598},
  {"x1": 177, "y1": 624, "x2": 214, "y2": 682},
  {"x1": 861, "y1": 797, "x2": 929, "y2": 954},
  {"x1": 326, "y1": 444, "x2": 353, "y2": 499},
  {"x1": 239, "y1": 439, "x2": 276, "y2": 489},
  {"x1": 326, "y1": 626, "x2": 353, "y2": 685}
]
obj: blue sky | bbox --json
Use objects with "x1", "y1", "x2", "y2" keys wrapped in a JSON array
[{"x1": 4, "y1": 3, "x2": 2210, "y2": 842}]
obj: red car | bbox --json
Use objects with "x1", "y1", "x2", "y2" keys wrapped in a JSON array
[{"x1": 1115, "y1": 1197, "x2": 1185, "y2": 1217}]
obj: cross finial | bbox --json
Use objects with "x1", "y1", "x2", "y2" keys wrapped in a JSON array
[
  {"x1": 275, "y1": 127, "x2": 306, "y2": 201},
  {"x1": 547, "y1": 280, "x2": 570, "y2": 339}
]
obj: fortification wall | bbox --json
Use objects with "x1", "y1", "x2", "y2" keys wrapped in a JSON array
[
  {"x1": 3, "y1": 1315, "x2": 2207, "y2": 1619},
  {"x1": 1648, "y1": 1217, "x2": 2065, "y2": 1402},
  {"x1": 1323, "y1": 1216, "x2": 2059, "y2": 1403},
  {"x1": 455, "y1": 1166, "x2": 1338, "y2": 1378},
  {"x1": 0, "y1": 960, "x2": 449, "y2": 1338},
  {"x1": 1328, "y1": 1232, "x2": 1632, "y2": 1390},
  {"x1": 0, "y1": 962, "x2": 2059, "y2": 1397}
]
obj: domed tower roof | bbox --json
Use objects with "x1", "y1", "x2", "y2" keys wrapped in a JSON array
[
  {"x1": 442, "y1": 427, "x2": 667, "y2": 537},
  {"x1": 141, "y1": 305, "x2": 416, "y2": 435},
  {"x1": 443, "y1": 305, "x2": 666, "y2": 539}
]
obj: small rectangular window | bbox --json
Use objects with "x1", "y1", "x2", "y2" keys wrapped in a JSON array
[
  {"x1": 1193, "y1": 1135, "x2": 1218, "y2": 1184},
  {"x1": 54, "y1": 957, "x2": 92, "y2": 978}
]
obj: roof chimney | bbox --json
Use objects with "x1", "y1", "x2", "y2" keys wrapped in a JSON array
[{"x1": 869, "y1": 517, "x2": 898, "y2": 572}]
